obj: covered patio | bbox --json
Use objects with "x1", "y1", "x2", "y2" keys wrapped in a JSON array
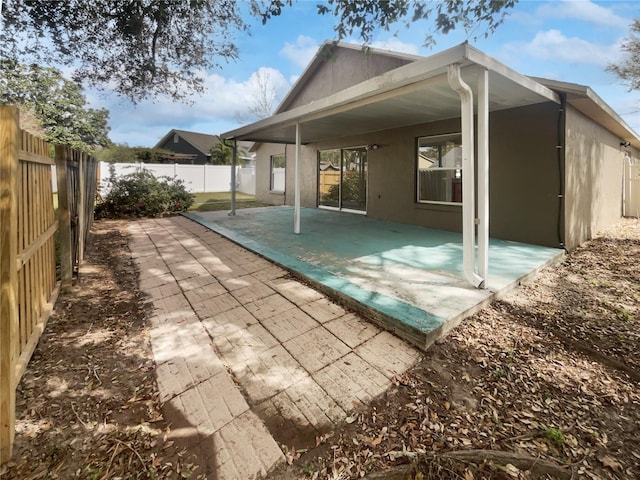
[
  {"x1": 213, "y1": 43, "x2": 566, "y2": 348},
  {"x1": 184, "y1": 207, "x2": 563, "y2": 349},
  {"x1": 222, "y1": 43, "x2": 562, "y2": 291}
]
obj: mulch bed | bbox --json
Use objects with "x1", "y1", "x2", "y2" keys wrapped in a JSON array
[
  {"x1": 1, "y1": 220, "x2": 202, "y2": 480},
  {"x1": 274, "y1": 218, "x2": 640, "y2": 480}
]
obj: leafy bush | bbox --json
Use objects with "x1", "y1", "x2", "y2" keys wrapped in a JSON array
[
  {"x1": 95, "y1": 167, "x2": 194, "y2": 218},
  {"x1": 325, "y1": 172, "x2": 366, "y2": 204}
]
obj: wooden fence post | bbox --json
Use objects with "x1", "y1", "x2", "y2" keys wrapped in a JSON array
[
  {"x1": 54, "y1": 145, "x2": 72, "y2": 289},
  {"x1": 0, "y1": 105, "x2": 19, "y2": 463},
  {"x1": 78, "y1": 153, "x2": 86, "y2": 264}
]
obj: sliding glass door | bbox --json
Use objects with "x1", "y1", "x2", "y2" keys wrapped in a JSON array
[{"x1": 318, "y1": 147, "x2": 367, "y2": 212}]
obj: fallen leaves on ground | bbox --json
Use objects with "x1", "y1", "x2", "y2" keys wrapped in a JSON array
[
  {"x1": 276, "y1": 219, "x2": 640, "y2": 480},
  {"x1": 0, "y1": 220, "x2": 203, "y2": 480},
  {"x1": 2, "y1": 217, "x2": 638, "y2": 480}
]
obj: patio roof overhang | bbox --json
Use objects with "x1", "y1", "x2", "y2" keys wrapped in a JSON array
[
  {"x1": 222, "y1": 43, "x2": 563, "y2": 290},
  {"x1": 221, "y1": 43, "x2": 561, "y2": 144}
]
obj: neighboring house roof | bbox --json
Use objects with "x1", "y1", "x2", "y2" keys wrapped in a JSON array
[
  {"x1": 155, "y1": 129, "x2": 220, "y2": 155},
  {"x1": 222, "y1": 42, "x2": 640, "y2": 150}
]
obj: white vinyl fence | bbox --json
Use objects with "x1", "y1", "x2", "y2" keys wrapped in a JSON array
[
  {"x1": 52, "y1": 162, "x2": 256, "y2": 195},
  {"x1": 272, "y1": 167, "x2": 285, "y2": 192},
  {"x1": 625, "y1": 158, "x2": 640, "y2": 218}
]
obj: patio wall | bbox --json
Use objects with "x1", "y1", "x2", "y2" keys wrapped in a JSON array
[
  {"x1": 254, "y1": 101, "x2": 636, "y2": 251},
  {"x1": 488, "y1": 103, "x2": 560, "y2": 247},
  {"x1": 255, "y1": 144, "x2": 287, "y2": 205},
  {"x1": 255, "y1": 103, "x2": 563, "y2": 248}
]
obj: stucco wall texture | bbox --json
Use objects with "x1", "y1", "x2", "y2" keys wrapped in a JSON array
[
  {"x1": 564, "y1": 106, "x2": 627, "y2": 250},
  {"x1": 253, "y1": 46, "x2": 637, "y2": 250}
]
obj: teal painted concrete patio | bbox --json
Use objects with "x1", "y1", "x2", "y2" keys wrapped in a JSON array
[{"x1": 184, "y1": 207, "x2": 563, "y2": 349}]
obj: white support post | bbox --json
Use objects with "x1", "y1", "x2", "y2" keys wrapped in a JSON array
[
  {"x1": 229, "y1": 141, "x2": 237, "y2": 216},
  {"x1": 294, "y1": 122, "x2": 301, "y2": 234},
  {"x1": 448, "y1": 64, "x2": 483, "y2": 288},
  {"x1": 477, "y1": 68, "x2": 489, "y2": 287}
]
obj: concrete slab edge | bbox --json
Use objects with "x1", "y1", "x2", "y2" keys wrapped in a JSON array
[
  {"x1": 182, "y1": 212, "x2": 564, "y2": 353},
  {"x1": 182, "y1": 212, "x2": 445, "y2": 350},
  {"x1": 424, "y1": 248, "x2": 567, "y2": 348}
]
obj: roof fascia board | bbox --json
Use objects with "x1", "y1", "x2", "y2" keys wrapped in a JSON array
[
  {"x1": 154, "y1": 128, "x2": 178, "y2": 149},
  {"x1": 301, "y1": 72, "x2": 452, "y2": 124},
  {"x1": 529, "y1": 77, "x2": 588, "y2": 96},
  {"x1": 223, "y1": 43, "x2": 470, "y2": 140},
  {"x1": 243, "y1": 137, "x2": 296, "y2": 145},
  {"x1": 532, "y1": 76, "x2": 640, "y2": 144},
  {"x1": 222, "y1": 43, "x2": 563, "y2": 142},
  {"x1": 333, "y1": 40, "x2": 425, "y2": 62},
  {"x1": 580, "y1": 89, "x2": 640, "y2": 144},
  {"x1": 464, "y1": 45, "x2": 560, "y2": 104}
]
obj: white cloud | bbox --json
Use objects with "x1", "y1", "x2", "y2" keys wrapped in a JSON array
[
  {"x1": 536, "y1": 0, "x2": 629, "y2": 29},
  {"x1": 93, "y1": 67, "x2": 291, "y2": 146},
  {"x1": 504, "y1": 10, "x2": 542, "y2": 28},
  {"x1": 247, "y1": 67, "x2": 289, "y2": 98},
  {"x1": 368, "y1": 38, "x2": 420, "y2": 56},
  {"x1": 511, "y1": 30, "x2": 622, "y2": 67},
  {"x1": 279, "y1": 35, "x2": 319, "y2": 68}
]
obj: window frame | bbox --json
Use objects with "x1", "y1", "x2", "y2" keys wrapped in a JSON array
[
  {"x1": 416, "y1": 132, "x2": 464, "y2": 206},
  {"x1": 269, "y1": 154, "x2": 286, "y2": 192}
]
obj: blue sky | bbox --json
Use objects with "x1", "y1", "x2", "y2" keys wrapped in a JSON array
[{"x1": 88, "y1": 0, "x2": 640, "y2": 147}]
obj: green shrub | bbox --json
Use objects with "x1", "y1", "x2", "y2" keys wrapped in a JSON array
[
  {"x1": 544, "y1": 427, "x2": 565, "y2": 447},
  {"x1": 95, "y1": 168, "x2": 194, "y2": 218}
]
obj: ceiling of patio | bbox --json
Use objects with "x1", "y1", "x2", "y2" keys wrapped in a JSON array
[{"x1": 222, "y1": 44, "x2": 561, "y2": 145}]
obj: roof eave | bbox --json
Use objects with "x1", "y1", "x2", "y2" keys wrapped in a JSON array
[
  {"x1": 222, "y1": 43, "x2": 560, "y2": 143},
  {"x1": 532, "y1": 77, "x2": 640, "y2": 149},
  {"x1": 154, "y1": 128, "x2": 178, "y2": 149}
]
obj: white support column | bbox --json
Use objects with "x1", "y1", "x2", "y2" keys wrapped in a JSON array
[
  {"x1": 448, "y1": 64, "x2": 483, "y2": 288},
  {"x1": 477, "y1": 68, "x2": 489, "y2": 287},
  {"x1": 294, "y1": 122, "x2": 301, "y2": 234},
  {"x1": 229, "y1": 141, "x2": 237, "y2": 216}
]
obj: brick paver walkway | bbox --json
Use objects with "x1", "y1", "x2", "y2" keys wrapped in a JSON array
[{"x1": 128, "y1": 216, "x2": 421, "y2": 479}]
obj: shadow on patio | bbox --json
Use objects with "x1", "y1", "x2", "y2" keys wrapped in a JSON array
[{"x1": 184, "y1": 207, "x2": 563, "y2": 350}]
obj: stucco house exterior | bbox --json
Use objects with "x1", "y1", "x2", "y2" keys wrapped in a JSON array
[
  {"x1": 154, "y1": 129, "x2": 220, "y2": 164},
  {"x1": 222, "y1": 41, "x2": 640, "y2": 288}
]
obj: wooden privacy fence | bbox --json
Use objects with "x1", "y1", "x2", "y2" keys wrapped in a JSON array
[
  {"x1": 55, "y1": 145, "x2": 98, "y2": 281},
  {"x1": 0, "y1": 105, "x2": 98, "y2": 463}
]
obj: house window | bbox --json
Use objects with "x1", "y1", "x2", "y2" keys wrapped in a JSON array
[
  {"x1": 318, "y1": 147, "x2": 368, "y2": 212},
  {"x1": 173, "y1": 133, "x2": 179, "y2": 143},
  {"x1": 417, "y1": 133, "x2": 463, "y2": 204},
  {"x1": 270, "y1": 154, "x2": 285, "y2": 191}
]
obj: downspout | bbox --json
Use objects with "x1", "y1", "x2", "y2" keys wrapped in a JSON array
[
  {"x1": 477, "y1": 67, "x2": 489, "y2": 288},
  {"x1": 556, "y1": 93, "x2": 566, "y2": 250},
  {"x1": 448, "y1": 64, "x2": 483, "y2": 288}
]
